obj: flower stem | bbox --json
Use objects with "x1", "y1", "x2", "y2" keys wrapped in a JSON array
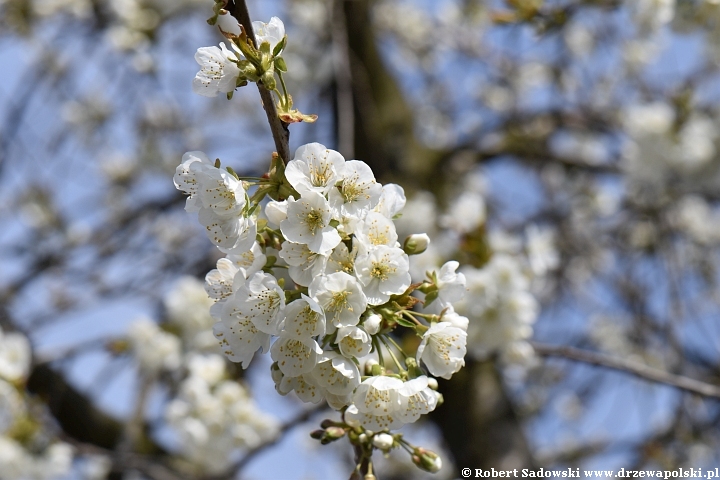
[{"x1": 379, "y1": 336, "x2": 404, "y2": 372}]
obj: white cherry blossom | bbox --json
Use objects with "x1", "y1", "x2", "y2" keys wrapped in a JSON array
[
  {"x1": 276, "y1": 373, "x2": 323, "y2": 404},
  {"x1": 173, "y1": 151, "x2": 215, "y2": 213},
  {"x1": 356, "y1": 212, "x2": 399, "y2": 248},
  {"x1": 214, "y1": 301, "x2": 271, "y2": 369},
  {"x1": 285, "y1": 143, "x2": 344, "y2": 196},
  {"x1": 278, "y1": 241, "x2": 328, "y2": 287},
  {"x1": 281, "y1": 295, "x2": 326, "y2": 339},
  {"x1": 225, "y1": 242, "x2": 266, "y2": 277},
  {"x1": 397, "y1": 376, "x2": 440, "y2": 423},
  {"x1": 436, "y1": 260, "x2": 466, "y2": 306},
  {"x1": 281, "y1": 191, "x2": 341, "y2": 255},
  {"x1": 128, "y1": 317, "x2": 182, "y2": 373},
  {"x1": 355, "y1": 245, "x2": 411, "y2": 305},
  {"x1": 324, "y1": 242, "x2": 358, "y2": 276},
  {"x1": 309, "y1": 351, "x2": 360, "y2": 396},
  {"x1": 252, "y1": 17, "x2": 286, "y2": 53},
  {"x1": 198, "y1": 207, "x2": 251, "y2": 249},
  {"x1": 205, "y1": 258, "x2": 240, "y2": 302},
  {"x1": 363, "y1": 313, "x2": 382, "y2": 335},
  {"x1": 416, "y1": 321, "x2": 467, "y2": 380},
  {"x1": 197, "y1": 167, "x2": 246, "y2": 218},
  {"x1": 373, "y1": 183, "x2": 406, "y2": 218},
  {"x1": 265, "y1": 199, "x2": 288, "y2": 227},
  {"x1": 232, "y1": 271, "x2": 285, "y2": 335},
  {"x1": 351, "y1": 375, "x2": 403, "y2": 416},
  {"x1": 0, "y1": 332, "x2": 30, "y2": 383},
  {"x1": 271, "y1": 336, "x2": 322, "y2": 376},
  {"x1": 336, "y1": 325, "x2": 372, "y2": 358},
  {"x1": 439, "y1": 305, "x2": 469, "y2": 331},
  {"x1": 344, "y1": 404, "x2": 404, "y2": 432},
  {"x1": 309, "y1": 272, "x2": 367, "y2": 327},
  {"x1": 218, "y1": 217, "x2": 258, "y2": 255},
  {"x1": 192, "y1": 43, "x2": 241, "y2": 97},
  {"x1": 328, "y1": 160, "x2": 382, "y2": 217}
]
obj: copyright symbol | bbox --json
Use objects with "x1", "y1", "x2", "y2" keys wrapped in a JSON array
[{"x1": 462, "y1": 468, "x2": 472, "y2": 478}]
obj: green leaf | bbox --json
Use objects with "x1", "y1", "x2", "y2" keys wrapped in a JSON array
[
  {"x1": 273, "y1": 35, "x2": 287, "y2": 57},
  {"x1": 394, "y1": 316, "x2": 416, "y2": 328},
  {"x1": 274, "y1": 56, "x2": 288, "y2": 72}
]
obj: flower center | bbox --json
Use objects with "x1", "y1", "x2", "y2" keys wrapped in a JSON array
[
  {"x1": 370, "y1": 262, "x2": 395, "y2": 281},
  {"x1": 305, "y1": 210, "x2": 325, "y2": 233}
]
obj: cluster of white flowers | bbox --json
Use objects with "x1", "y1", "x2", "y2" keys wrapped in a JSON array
[
  {"x1": 456, "y1": 254, "x2": 538, "y2": 364},
  {"x1": 165, "y1": 353, "x2": 279, "y2": 474},
  {"x1": 173, "y1": 139, "x2": 471, "y2": 441},
  {"x1": 192, "y1": 16, "x2": 285, "y2": 98},
  {"x1": 128, "y1": 316, "x2": 183, "y2": 373},
  {"x1": 393, "y1": 171, "x2": 553, "y2": 367},
  {"x1": 622, "y1": 102, "x2": 717, "y2": 181},
  {"x1": 0, "y1": 327, "x2": 75, "y2": 480},
  {"x1": 121, "y1": 277, "x2": 280, "y2": 474},
  {"x1": 178, "y1": 13, "x2": 474, "y2": 473}
]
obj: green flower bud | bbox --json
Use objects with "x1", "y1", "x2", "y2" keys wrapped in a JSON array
[
  {"x1": 260, "y1": 71, "x2": 276, "y2": 90},
  {"x1": 403, "y1": 233, "x2": 430, "y2": 255},
  {"x1": 412, "y1": 448, "x2": 442, "y2": 473}
]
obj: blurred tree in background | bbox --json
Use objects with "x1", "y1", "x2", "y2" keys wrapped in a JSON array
[{"x1": 2, "y1": 0, "x2": 720, "y2": 478}]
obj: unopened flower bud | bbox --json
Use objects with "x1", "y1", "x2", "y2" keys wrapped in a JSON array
[
  {"x1": 364, "y1": 359, "x2": 378, "y2": 376},
  {"x1": 320, "y1": 419, "x2": 335, "y2": 429},
  {"x1": 260, "y1": 70, "x2": 276, "y2": 90},
  {"x1": 270, "y1": 362, "x2": 283, "y2": 384},
  {"x1": 314, "y1": 426, "x2": 347, "y2": 444},
  {"x1": 427, "y1": 377, "x2": 439, "y2": 390},
  {"x1": 265, "y1": 199, "x2": 288, "y2": 226},
  {"x1": 412, "y1": 448, "x2": 442, "y2": 473},
  {"x1": 403, "y1": 233, "x2": 430, "y2": 255},
  {"x1": 372, "y1": 433, "x2": 394, "y2": 451},
  {"x1": 363, "y1": 314, "x2": 382, "y2": 335},
  {"x1": 325, "y1": 426, "x2": 346, "y2": 440},
  {"x1": 358, "y1": 433, "x2": 368, "y2": 444}
]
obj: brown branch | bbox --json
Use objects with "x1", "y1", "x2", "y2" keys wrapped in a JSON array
[
  {"x1": 227, "y1": 0, "x2": 291, "y2": 163},
  {"x1": 531, "y1": 342, "x2": 720, "y2": 399},
  {"x1": 331, "y1": 1, "x2": 355, "y2": 159}
]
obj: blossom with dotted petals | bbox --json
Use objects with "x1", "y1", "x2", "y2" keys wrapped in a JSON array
[
  {"x1": 328, "y1": 160, "x2": 382, "y2": 217},
  {"x1": 309, "y1": 351, "x2": 360, "y2": 396},
  {"x1": 281, "y1": 191, "x2": 341, "y2": 255},
  {"x1": 192, "y1": 43, "x2": 241, "y2": 98},
  {"x1": 308, "y1": 272, "x2": 367, "y2": 328},
  {"x1": 281, "y1": 294, "x2": 326, "y2": 339},
  {"x1": 351, "y1": 375, "x2": 403, "y2": 416},
  {"x1": 271, "y1": 336, "x2": 322, "y2": 376},
  {"x1": 355, "y1": 245, "x2": 411, "y2": 305},
  {"x1": 214, "y1": 299, "x2": 271, "y2": 369},
  {"x1": 336, "y1": 325, "x2": 372, "y2": 358},
  {"x1": 285, "y1": 143, "x2": 344, "y2": 196},
  {"x1": 416, "y1": 322, "x2": 467, "y2": 380},
  {"x1": 397, "y1": 376, "x2": 440, "y2": 423},
  {"x1": 232, "y1": 271, "x2": 286, "y2": 335}
]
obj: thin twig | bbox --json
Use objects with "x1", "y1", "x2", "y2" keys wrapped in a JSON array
[
  {"x1": 531, "y1": 341, "x2": 720, "y2": 399},
  {"x1": 331, "y1": 1, "x2": 355, "y2": 158},
  {"x1": 227, "y1": 0, "x2": 291, "y2": 163}
]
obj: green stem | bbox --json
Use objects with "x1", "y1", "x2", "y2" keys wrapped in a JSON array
[
  {"x1": 400, "y1": 310, "x2": 423, "y2": 326},
  {"x1": 385, "y1": 335, "x2": 409, "y2": 359},
  {"x1": 379, "y1": 336, "x2": 404, "y2": 372},
  {"x1": 277, "y1": 72, "x2": 290, "y2": 109},
  {"x1": 373, "y1": 336, "x2": 385, "y2": 368}
]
